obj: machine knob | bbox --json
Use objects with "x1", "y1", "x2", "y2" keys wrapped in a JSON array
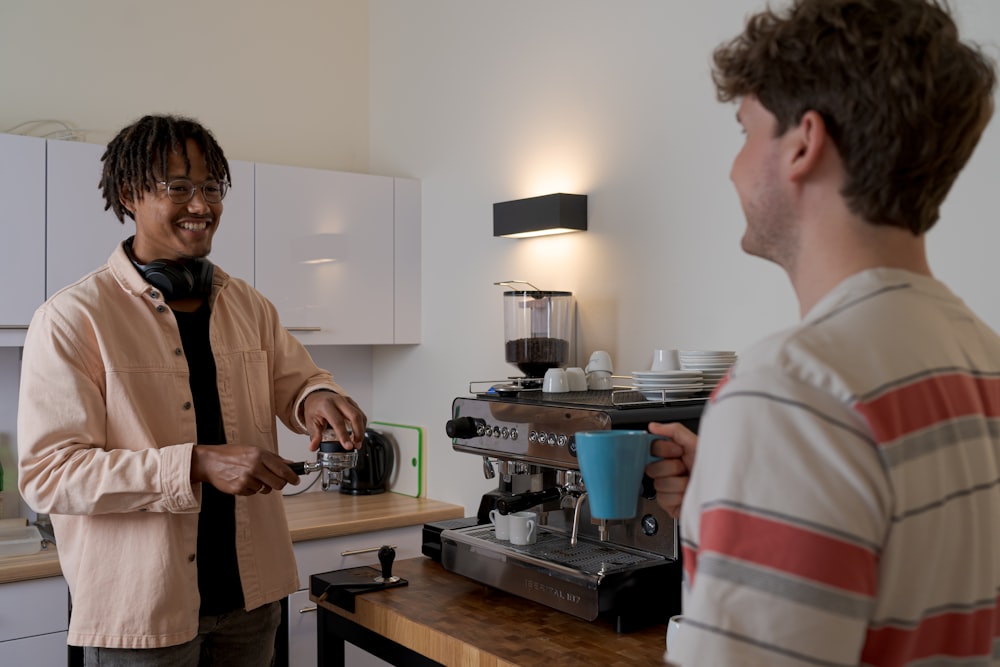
[{"x1": 446, "y1": 417, "x2": 481, "y2": 439}]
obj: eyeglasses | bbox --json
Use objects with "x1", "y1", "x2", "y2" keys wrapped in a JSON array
[{"x1": 157, "y1": 179, "x2": 230, "y2": 204}]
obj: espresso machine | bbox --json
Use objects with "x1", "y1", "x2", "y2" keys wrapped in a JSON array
[{"x1": 438, "y1": 388, "x2": 705, "y2": 631}]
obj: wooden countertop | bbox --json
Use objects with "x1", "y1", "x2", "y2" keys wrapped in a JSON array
[
  {"x1": 282, "y1": 491, "x2": 463, "y2": 542},
  {"x1": 314, "y1": 557, "x2": 669, "y2": 667},
  {"x1": 0, "y1": 492, "x2": 465, "y2": 585}
]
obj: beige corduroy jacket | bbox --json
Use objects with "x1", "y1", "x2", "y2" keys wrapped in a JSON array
[{"x1": 17, "y1": 243, "x2": 344, "y2": 649}]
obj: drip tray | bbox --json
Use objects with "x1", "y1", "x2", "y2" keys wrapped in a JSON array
[{"x1": 440, "y1": 524, "x2": 674, "y2": 622}]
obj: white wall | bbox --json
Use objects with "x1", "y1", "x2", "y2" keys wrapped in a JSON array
[
  {"x1": 0, "y1": 1, "x2": 370, "y2": 170},
  {"x1": 1, "y1": 0, "x2": 999, "y2": 519},
  {"x1": 0, "y1": 0, "x2": 374, "y2": 516},
  {"x1": 367, "y1": 0, "x2": 1000, "y2": 514}
]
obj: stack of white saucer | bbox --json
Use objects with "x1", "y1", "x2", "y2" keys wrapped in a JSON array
[
  {"x1": 677, "y1": 350, "x2": 737, "y2": 392},
  {"x1": 630, "y1": 370, "x2": 704, "y2": 401}
]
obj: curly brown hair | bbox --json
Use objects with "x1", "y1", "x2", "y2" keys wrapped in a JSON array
[
  {"x1": 712, "y1": 0, "x2": 996, "y2": 235},
  {"x1": 100, "y1": 115, "x2": 231, "y2": 224}
]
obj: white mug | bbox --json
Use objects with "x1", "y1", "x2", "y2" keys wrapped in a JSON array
[
  {"x1": 666, "y1": 614, "x2": 684, "y2": 655},
  {"x1": 489, "y1": 509, "x2": 511, "y2": 540},
  {"x1": 542, "y1": 368, "x2": 569, "y2": 393},
  {"x1": 651, "y1": 349, "x2": 680, "y2": 371},
  {"x1": 508, "y1": 511, "x2": 537, "y2": 545},
  {"x1": 565, "y1": 367, "x2": 587, "y2": 391}
]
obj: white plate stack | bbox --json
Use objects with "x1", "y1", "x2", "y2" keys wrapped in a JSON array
[
  {"x1": 678, "y1": 350, "x2": 737, "y2": 392},
  {"x1": 630, "y1": 370, "x2": 704, "y2": 401}
]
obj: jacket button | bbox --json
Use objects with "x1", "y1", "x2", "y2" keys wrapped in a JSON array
[
  {"x1": 150, "y1": 290, "x2": 160, "y2": 299},
  {"x1": 174, "y1": 348, "x2": 183, "y2": 356},
  {"x1": 188, "y1": 554, "x2": 196, "y2": 562},
  {"x1": 183, "y1": 402, "x2": 192, "y2": 410},
  {"x1": 156, "y1": 305, "x2": 166, "y2": 313}
]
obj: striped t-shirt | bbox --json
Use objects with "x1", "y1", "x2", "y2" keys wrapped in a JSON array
[{"x1": 673, "y1": 268, "x2": 1000, "y2": 667}]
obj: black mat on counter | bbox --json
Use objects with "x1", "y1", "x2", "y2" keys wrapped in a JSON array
[{"x1": 310, "y1": 566, "x2": 409, "y2": 613}]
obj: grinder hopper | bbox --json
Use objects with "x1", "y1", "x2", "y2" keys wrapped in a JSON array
[{"x1": 496, "y1": 281, "x2": 574, "y2": 379}]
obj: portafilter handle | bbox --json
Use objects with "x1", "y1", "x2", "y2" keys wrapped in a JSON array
[{"x1": 494, "y1": 487, "x2": 563, "y2": 515}]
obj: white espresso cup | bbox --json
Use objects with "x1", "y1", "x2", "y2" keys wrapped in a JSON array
[
  {"x1": 565, "y1": 367, "x2": 588, "y2": 391},
  {"x1": 585, "y1": 350, "x2": 613, "y2": 374},
  {"x1": 542, "y1": 368, "x2": 569, "y2": 393},
  {"x1": 508, "y1": 511, "x2": 537, "y2": 545},
  {"x1": 666, "y1": 614, "x2": 684, "y2": 655},
  {"x1": 651, "y1": 348, "x2": 680, "y2": 371},
  {"x1": 586, "y1": 370, "x2": 613, "y2": 390},
  {"x1": 489, "y1": 509, "x2": 511, "y2": 540}
]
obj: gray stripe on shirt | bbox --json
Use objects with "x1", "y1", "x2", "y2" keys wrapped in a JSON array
[
  {"x1": 681, "y1": 615, "x2": 859, "y2": 667},
  {"x1": 699, "y1": 553, "x2": 875, "y2": 619}
]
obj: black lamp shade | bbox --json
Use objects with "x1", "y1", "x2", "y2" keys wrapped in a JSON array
[{"x1": 493, "y1": 193, "x2": 587, "y2": 238}]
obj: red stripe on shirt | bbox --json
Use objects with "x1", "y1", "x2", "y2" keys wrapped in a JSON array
[
  {"x1": 854, "y1": 373, "x2": 1000, "y2": 443},
  {"x1": 700, "y1": 506, "x2": 878, "y2": 595},
  {"x1": 708, "y1": 372, "x2": 731, "y2": 402},
  {"x1": 682, "y1": 543, "x2": 697, "y2": 585},
  {"x1": 860, "y1": 601, "x2": 998, "y2": 666}
]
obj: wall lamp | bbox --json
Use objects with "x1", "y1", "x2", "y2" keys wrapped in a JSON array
[{"x1": 493, "y1": 193, "x2": 587, "y2": 239}]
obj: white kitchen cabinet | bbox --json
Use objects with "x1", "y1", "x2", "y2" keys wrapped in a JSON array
[
  {"x1": 0, "y1": 133, "x2": 46, "y2": 346},
  {"x1": 255, "y1": 164, "x2": 421, "y2": 345},
  {"x1": 45, "y1": 140, "x2": 133, "y2": 299},
  {"x1": 288, "y1": 526, "x2": 421, "y2": 667},
  {"x1": 393, "y1": 178, "x2": 421, "y2": 344},
  {"x1": 211, "y1": 160, "x2": 254, "y2": 284},
  {"x1": 0, "y1": 575, "x2": 69, "y2": 664},
  {"x1": 1, "y1": 137, "x2": 416, "y2": 347},
  {"x1": 46, "y1": 140, "x2": 254, "y2": 295}
]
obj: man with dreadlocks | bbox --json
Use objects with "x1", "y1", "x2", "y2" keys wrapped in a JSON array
[{"x1": 17, "y1": 114, "x2": 367, "y2": 666}]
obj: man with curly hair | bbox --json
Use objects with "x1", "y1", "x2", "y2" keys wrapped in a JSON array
[
  {"x1": 647, "y1": 1, "x2": 1000, "y2": 665},
  {"x1": 18, "y1": 115, "x2": 367, "y2": 666}
]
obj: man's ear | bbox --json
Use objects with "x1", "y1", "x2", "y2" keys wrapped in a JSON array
[
  {"x1": 787, "y1": 110, "x2": 829, "y2": 182},
  {"x1": 119, "y1": 186, "x2": 135, "y2": 216}
]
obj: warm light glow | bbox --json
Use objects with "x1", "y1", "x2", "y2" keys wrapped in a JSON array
[
  {"x1": 291, "y1": 233, "x2": 346, "y2": 264},
  {"x1": 500, "y1": 227, "x2": 584, "y2": 239}
]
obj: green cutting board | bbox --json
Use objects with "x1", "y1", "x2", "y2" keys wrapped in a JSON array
[{"x1": 370, "y1": 421, "x2": 423, "y2": 497}]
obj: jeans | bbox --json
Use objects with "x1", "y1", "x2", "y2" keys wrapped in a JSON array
[{"x1": 82, "y1": 601, "x2": 281, "y2": 667}]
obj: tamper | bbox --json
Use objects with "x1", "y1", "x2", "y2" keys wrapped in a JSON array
[{"x1": 375, "y1": 545, "x2": 400, "y2": 584}]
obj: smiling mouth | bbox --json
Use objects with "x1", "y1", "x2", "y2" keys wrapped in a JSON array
[{"x1": 179, "y1": 221, "x2": 211, "y2": 232}]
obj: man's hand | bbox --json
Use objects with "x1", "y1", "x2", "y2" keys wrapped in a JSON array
[
  {"x1": 303, "y1": 390, "x2": 367, "y2": 451},
  {"x1": 645, "y1": 422, "x2": 699, "y2": 518},
  {"x1": 190, "y1": 444, "x2": 301, "y2": 495}
]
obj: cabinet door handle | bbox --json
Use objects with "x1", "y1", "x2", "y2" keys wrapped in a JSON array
[
  {"x1": 285, "y1": 326, "x2": 322, "y2": 332},
  {"x1": 298, "y1": 605, "x2": 317, "y2": 614}
]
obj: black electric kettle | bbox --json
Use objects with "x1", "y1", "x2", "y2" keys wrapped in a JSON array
[{"x1": 339, "y1": 428, "x2": 395, "y2": 495}]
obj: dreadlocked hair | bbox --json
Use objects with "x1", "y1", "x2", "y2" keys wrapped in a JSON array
[{"x1": 100, "y1": 115, "x2": 232, "y2": 223}]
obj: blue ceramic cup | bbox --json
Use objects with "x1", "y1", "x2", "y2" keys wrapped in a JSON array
[{"x1": 574, "y1": 430, "x2": 659, "y2": 520}]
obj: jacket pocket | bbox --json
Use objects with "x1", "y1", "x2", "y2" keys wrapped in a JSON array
[{"x1": 244, "y1": 350, "x2": 273, "y2": 433}]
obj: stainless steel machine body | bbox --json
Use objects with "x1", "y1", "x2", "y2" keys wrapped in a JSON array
[{"x1": 441, "y1": 388, "x2": 705, "y2": 630}]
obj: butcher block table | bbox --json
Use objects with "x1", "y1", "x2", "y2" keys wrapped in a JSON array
[{"x1": 312, "y1": 556, "x2": 668, "y2": 666}]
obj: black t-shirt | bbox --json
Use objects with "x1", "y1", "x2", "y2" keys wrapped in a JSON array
[{"x1": 174, "y1": 302, "x2": 245, "y2": 615}]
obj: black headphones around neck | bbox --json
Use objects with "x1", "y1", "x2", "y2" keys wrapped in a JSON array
[{"x1": 123, "y1": 237, "x2": 214, "y2": 301}]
